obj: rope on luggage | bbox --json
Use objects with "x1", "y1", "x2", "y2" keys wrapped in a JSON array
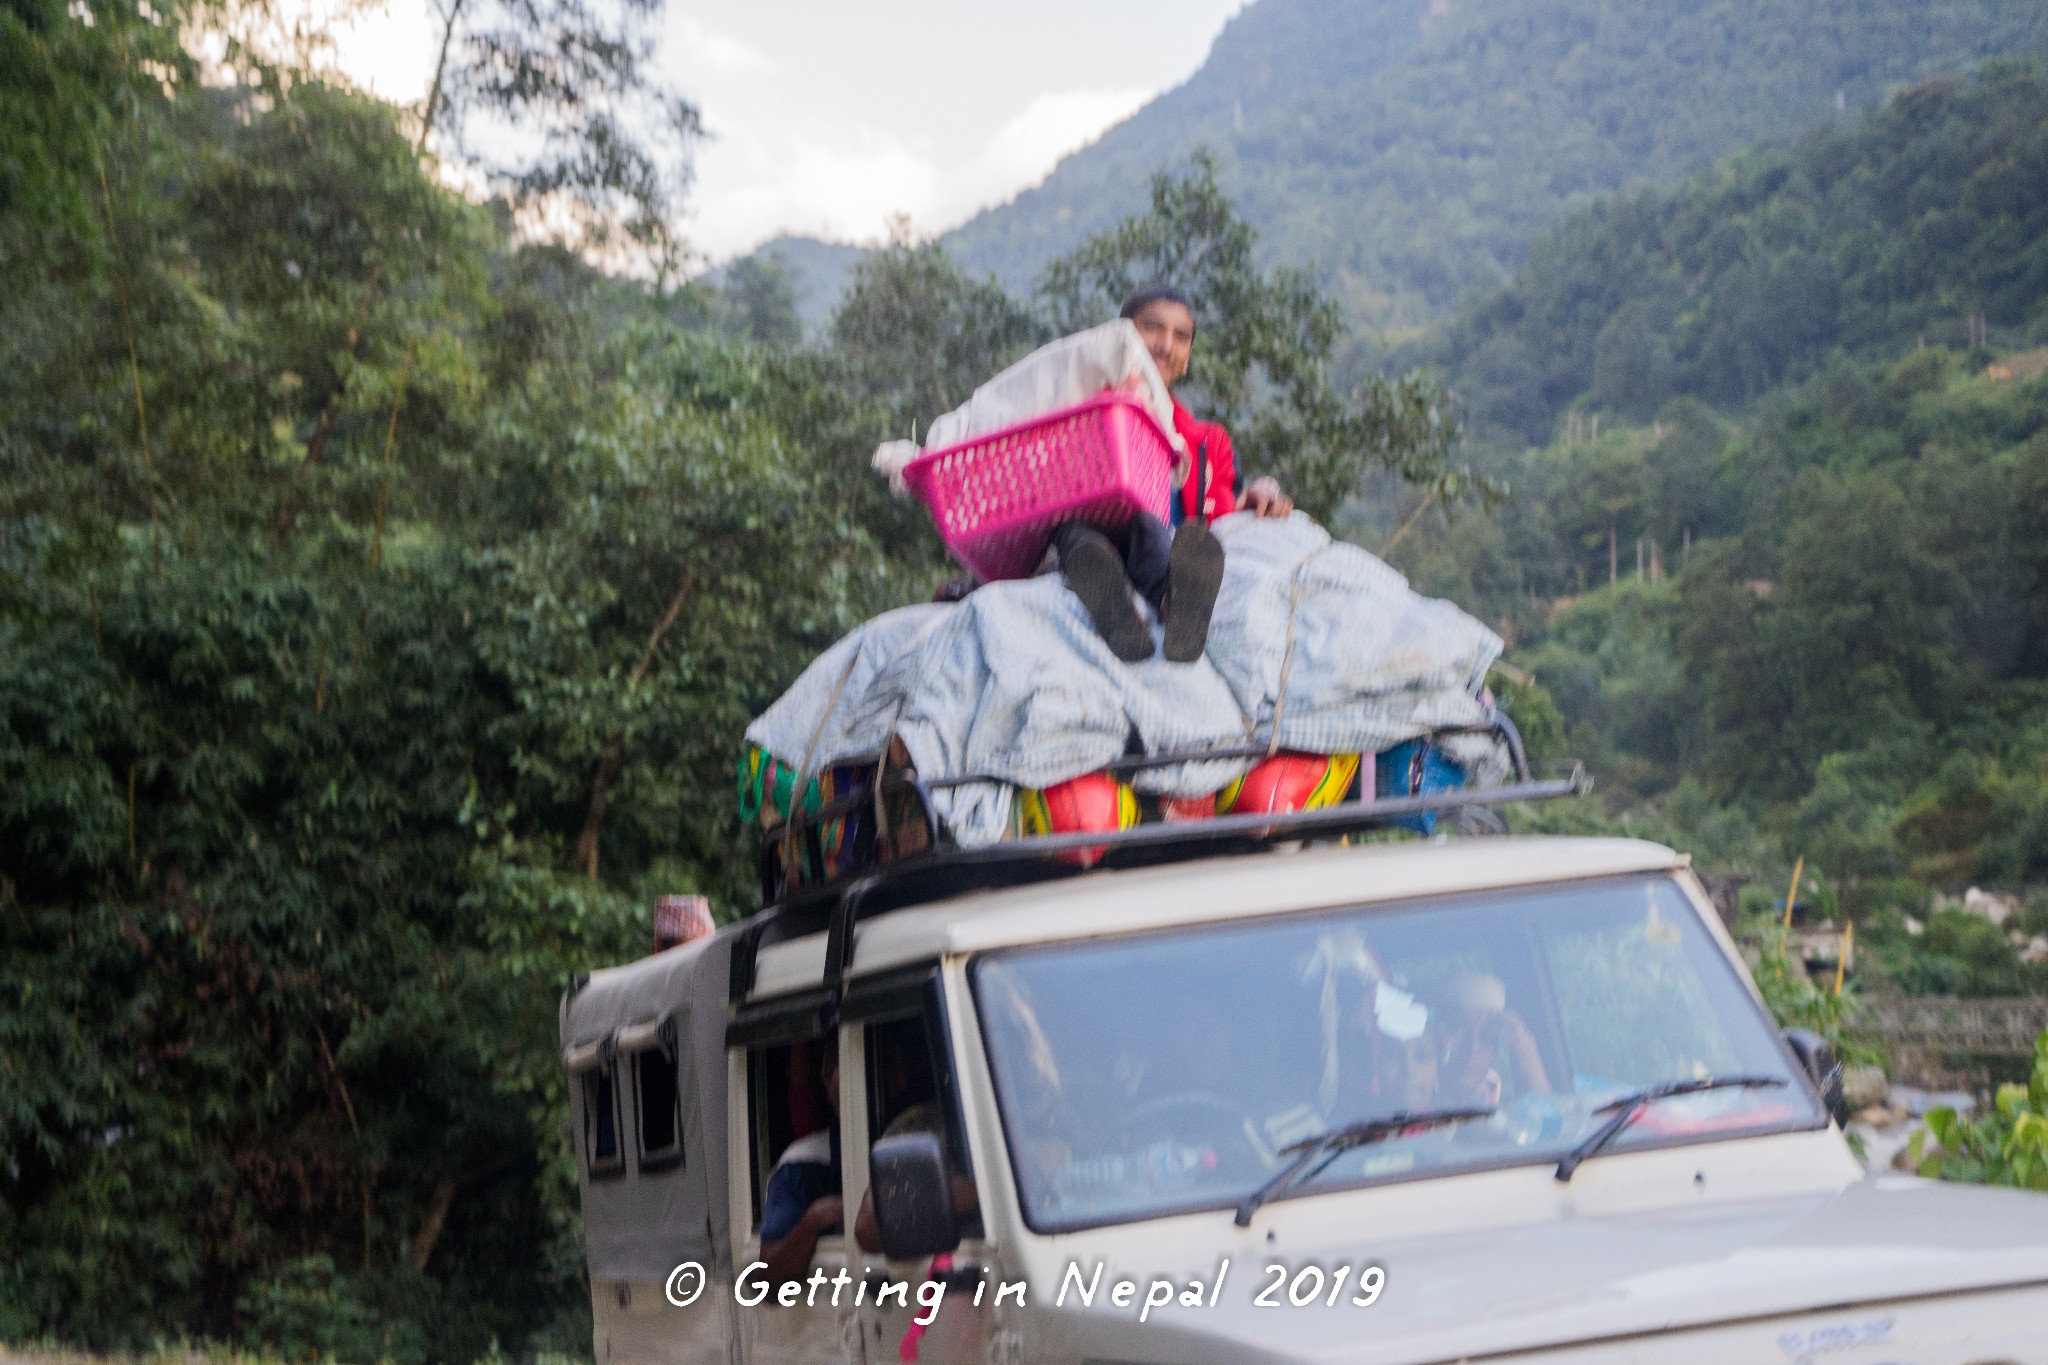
[
  {"x1": 1266, "y1": 544, "x2": 1334, "y2": 758},
  {"x1": 782, "y1": 649, "x2": 865, "y2": 874}
]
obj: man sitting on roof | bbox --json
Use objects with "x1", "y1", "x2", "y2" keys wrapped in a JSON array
[{"x1": 1050, "y1": 285, "x2": 1294, "y2": 665}]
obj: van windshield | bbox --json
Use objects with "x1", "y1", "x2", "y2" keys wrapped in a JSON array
[{"x1": 970, "y1": 874, "x2": 1818, "y2": 1233}]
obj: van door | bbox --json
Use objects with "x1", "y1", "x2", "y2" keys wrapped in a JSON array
[
  {"x1": 730, "y1": 1027, "x2": 862, "y2": 1364},
  {"x1": 844, "y1": 975, "x2": 993, "y2": 1365}
]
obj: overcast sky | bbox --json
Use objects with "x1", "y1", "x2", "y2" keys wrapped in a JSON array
[{"x1": 320, "y1": 0, "x2": 1244, "y2": 266}]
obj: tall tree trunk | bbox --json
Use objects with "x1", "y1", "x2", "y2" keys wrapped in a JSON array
[
  {"x1": 574, "y1": 569, "x2": 695, "y2": 881},
  {"x1": 410, "y1": 1172, "x2": 458, "y2": 1273},
  {"x1": 271, "y1": 392, "x2": 345, "y2": 546},
  {"x1": 418, "y1": 0, "x2": 471, "y2": 152},
  {"x1": 272, "y1": 264, "x2": 382, "y2": 550}
]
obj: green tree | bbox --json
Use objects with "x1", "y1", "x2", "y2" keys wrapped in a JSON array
[
  {"x1": 416, "y1": 0, "x2": 704, "y2": 276},
  {"x1": 1039, "y1": 153, "x2": 1473, "y2": 522},
  {"x1": 829, "y1": 239, "x2": 1049, "y2": 440},
  {"x1": 0, "y1": 0, "x2": 190, "y2": 250},
  {"x1": 718, "y1": 254, "x2": 802, "y2": 347},
  {"x1": 0, "y1": 40, "x2": 919, "y2": 1353}
]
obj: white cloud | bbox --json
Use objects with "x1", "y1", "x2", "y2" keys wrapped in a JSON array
[
  {"x1": 690, "y1": 127, "x2": 939, "y2": 259},
  {"x1": 686, "y1": 84, "x2": 1153, "y2": 263},
  {"x1": 315, "y1": 2, "x2": 436, "y2": 105},
  {"x1": 673, "y1": 17, "x2": 773, "y2": 75},
  {"x1": 268, "y1": 0, "x2": 1219, "y2": 267},
  {"x1": 958, "y1": 87, "x2": 1154, "y2": 209}
]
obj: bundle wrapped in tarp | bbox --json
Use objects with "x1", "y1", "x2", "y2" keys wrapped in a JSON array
[{"x1": 743, "y1": 514, "x2": 1507, "y2": 848}]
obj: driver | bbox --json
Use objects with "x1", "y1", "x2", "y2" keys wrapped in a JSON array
[{"x1": 1434, "y1": 973, "x2": 1551, "y2": 1107}]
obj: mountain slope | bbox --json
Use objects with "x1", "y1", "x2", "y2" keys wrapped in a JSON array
[
  {"x1": 1366, "y1": 67, "x2": 2048, "y2": 898},
  {"x1": 939, "y1": 0, "x2": 2048, "y2": 330},
  {"x1": 1427, "y1": 58, "x2": 2048, "y2": 445}
]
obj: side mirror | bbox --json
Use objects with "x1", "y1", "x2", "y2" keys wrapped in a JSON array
[
  {"x1": 869, "y1": 1132, "x2": 960, "y2": 1261},
  {"x1": 1782, "y1": 1028, "x2": 1847, "y2": 1128}
]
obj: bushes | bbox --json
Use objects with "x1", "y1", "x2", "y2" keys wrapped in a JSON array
[
  {"x1": 0, "y1": 62, "x2": 914, "y2": 1353},
  {"x1": 1913, "y1": 1032, "x2": 2048, "y2": 1190}
]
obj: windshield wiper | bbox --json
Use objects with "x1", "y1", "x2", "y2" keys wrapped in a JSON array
[
  {"x1": 1234, "y1": 1106, "x2": 1495, "y2": 1227},
  {"x1": 1554, "y1": 1075, "x2": 1788, "y2": 1182}
]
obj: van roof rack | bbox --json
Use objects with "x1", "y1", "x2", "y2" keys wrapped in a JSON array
[{"x1": 727, "y1": 718, "x2": 1592, "y2": 1004}]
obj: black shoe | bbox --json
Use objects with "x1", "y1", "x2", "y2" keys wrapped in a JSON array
[
  {"x1": 1163, "y1": 522, "x2": 1225, "y2": 663},
  {"x1": 1060, "y1": 528, "x2": 1152, "y2": 663}
]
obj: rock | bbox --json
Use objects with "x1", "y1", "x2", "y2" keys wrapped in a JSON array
[
  {"x1": 1936, "y1": 885, "x2": 2018, "y2": 925},
  {"x1": 1890, "y1": 1084, "x2": 1976, "y2": 1118}
]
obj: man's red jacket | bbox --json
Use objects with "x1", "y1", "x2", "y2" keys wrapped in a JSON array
[{"x1": 1171, "y1": 398, "x2": 1238, "y2": 524}]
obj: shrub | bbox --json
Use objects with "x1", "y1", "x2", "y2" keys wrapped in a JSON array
[{"x1": 1912, "y1": 1032, "x2": 2048, "y2": 1191}]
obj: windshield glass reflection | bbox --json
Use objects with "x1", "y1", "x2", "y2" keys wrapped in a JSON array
[{"x1": 971, "y1": 875, "x2": 1817, "y2": 1232}]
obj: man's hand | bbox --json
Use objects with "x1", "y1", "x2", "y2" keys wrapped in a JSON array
[
  {"x1": 805, "y1": 1195, "x2": 845, "y2": 1233},
  {"x1": 762, "y1": 1194, "x2": 846, "y2": 1285},
  {"x1": 1239, "y1": 476, "x2": 1293, "y2": 518}
]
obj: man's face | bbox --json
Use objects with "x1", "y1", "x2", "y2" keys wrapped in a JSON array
[
  {"x1": 1130, "y1": 299, "x2": 1195, "y2": 389},
  {"x1": 1390, "y1": 1034, "x2": 1438, "y2": 1111}
]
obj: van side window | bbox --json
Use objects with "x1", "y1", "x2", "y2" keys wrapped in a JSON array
[
  {"x1": 746, "y1": 1037, "x2": 836, "y2": 1231},
  {"x1": 634, "y1": 1038, "x2": 683, "y2": 1171},
  {"x1": 865, "y1": 1012, "x2": 980, "y2": 1238},
  {"x1": 583, "y1": 1061, "x2": 624, "y2": 1179}
]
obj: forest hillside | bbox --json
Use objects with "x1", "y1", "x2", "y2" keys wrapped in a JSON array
[
  {"x1": 1421, "y1": 57, "x2": 2048, "y2": 445},
  {"x1": 0, "y1": 4, "x2": 1453, "y2": 1352},
  {"x1": 8, "y1": 0, "x2": 2048, "y2": 1358},
  {"x1": 1376, "y1": 60, "x2": 2048, "y2": 1000}
]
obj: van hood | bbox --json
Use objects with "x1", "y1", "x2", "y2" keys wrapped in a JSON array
[{"x1": 1047, "y1": 1176, "x2": 2048, "y2": 1363}]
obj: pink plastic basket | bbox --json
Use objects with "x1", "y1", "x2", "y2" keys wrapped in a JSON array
[{"x1": 900, "y1": 391, "x2": 1177, "y2": 582}]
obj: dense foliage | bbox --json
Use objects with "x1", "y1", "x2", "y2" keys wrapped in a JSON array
[
  {"x1": 0, "y1": 38, "x2": 916, "y2": 1361},
  {"x1": 1382, "y1": 64, "x2": 2048, "y2": 999},
  {"x1": 1912, "y1": 1031, "x2": 2048, "y2": 1189},
  {"x1": 0, "y1": 10, "x2": 1466, "y2": 1356}
]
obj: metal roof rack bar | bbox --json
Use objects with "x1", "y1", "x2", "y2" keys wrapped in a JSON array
[
  {"x1": 732, "y1": 764, "x2": 1591, "y2": 1002},
  {"x1": 907, "y1": 766, "x2": 1588, "y2": 867},
  {"x1": 746, "y1": 715, "x2": 1580, "y2": 926}
]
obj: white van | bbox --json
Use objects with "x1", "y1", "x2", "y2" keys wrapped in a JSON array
[{"x1": 562, "y1": 831, "x2": 2048, "y2": 1364}]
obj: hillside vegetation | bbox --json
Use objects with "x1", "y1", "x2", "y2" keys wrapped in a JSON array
[
  {"x1": 1381, "y1": 63, "x2": 2048, "y2": 990},
  {"x1": 0, "y1": 10, "x2": 1457, "y2": 1353},
  {"x1": 10, "y1": 0, "x2": 2048, "y2": 1352},
  {"x1": 942, "y1": 0, "x2": 2048, "y2": 329},
  {"x1": 1428, "y1": 58, "x2": 2048, "y2": 445}
]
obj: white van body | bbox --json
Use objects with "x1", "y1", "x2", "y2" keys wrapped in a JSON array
[{"x1": 561, "y1": 837, "x2": 2048, "y2": 1364}]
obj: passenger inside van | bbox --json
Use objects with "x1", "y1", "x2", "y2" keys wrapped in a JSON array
[
  {"x1": 1336, "y1": 971, "x2": 1552, "y2": 1120},
  {"x1": 1435, "y1": 972, "x2": 1552, "y2": 1106},
  {"x1": 853, "y1": 1020, "x2": 980, "y2": 1253},
  {"x1": 759, "y1": 1049, "x2": 843, "y2": 1286}
]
